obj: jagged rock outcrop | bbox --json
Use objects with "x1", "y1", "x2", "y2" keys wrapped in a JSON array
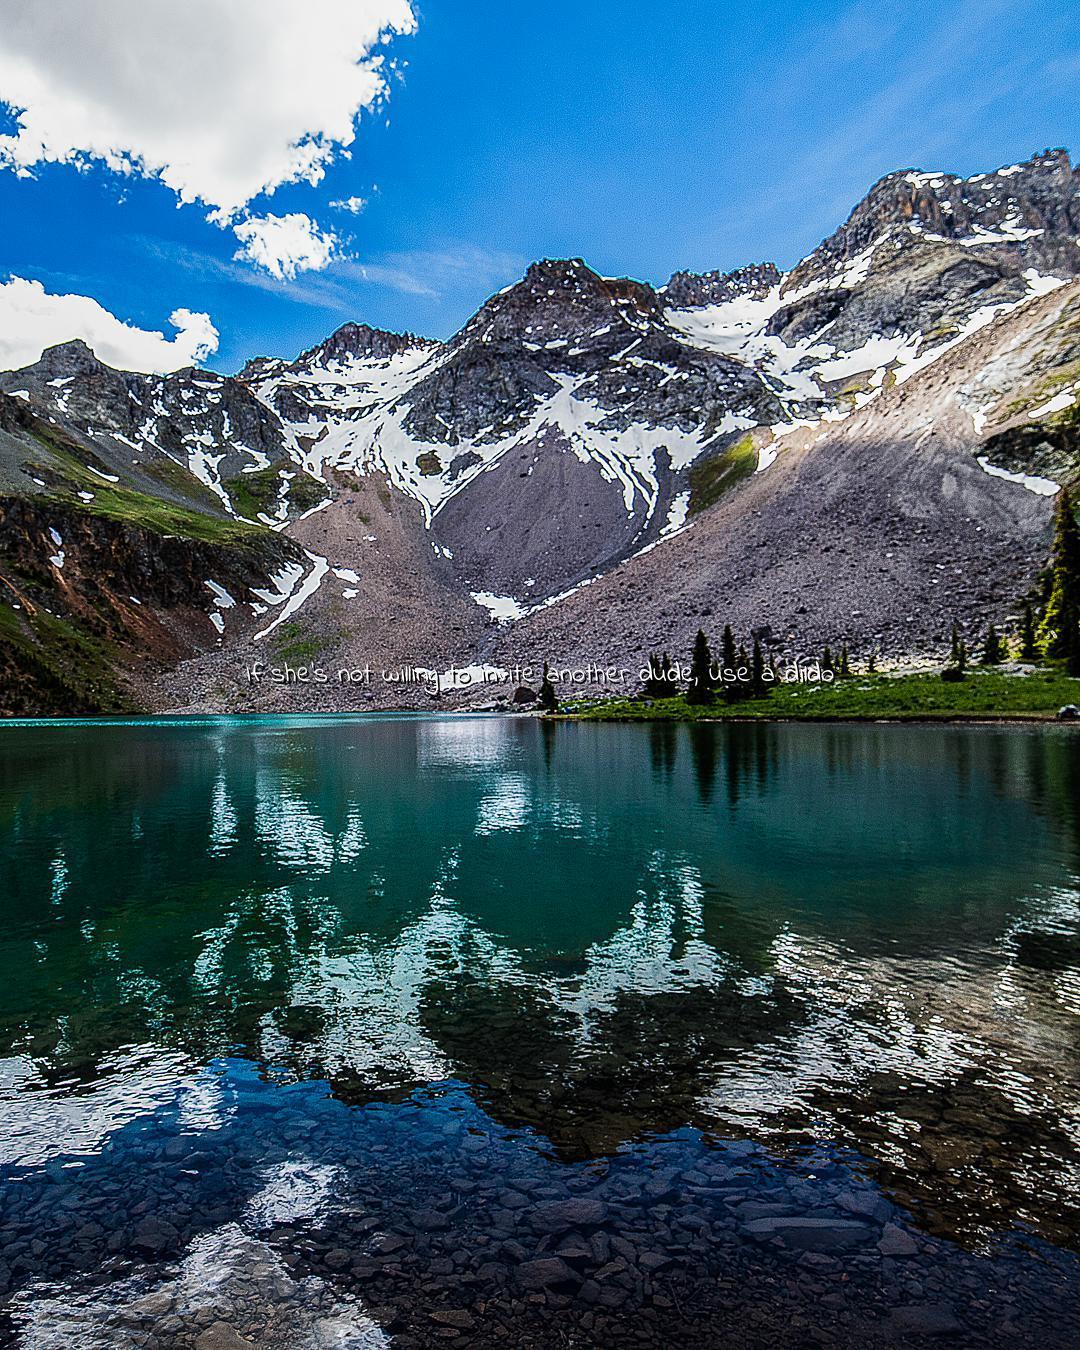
[
  {"x1": 399, "y1": 259, "x2": 781, "y2": 446},
  {"x1": 0, "y1": 343, "x2": 326, "y2": 524},
  {"x1": 770, "y1": 151, "x2": 1080, "y2": 355},
  {"x1": 664, "y1": 262, "x2": 781, "y2": 309},
  {"x1": 298, "y1": 321, "x2": 434, "y2": 369},
  {"x1": 790, "y1": 150, "x2": 1080, "y2": 290}
]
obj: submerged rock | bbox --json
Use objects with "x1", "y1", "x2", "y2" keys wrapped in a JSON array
[{"x1": 740, "y1": 1216, "x2": 875, "y2": 1252}]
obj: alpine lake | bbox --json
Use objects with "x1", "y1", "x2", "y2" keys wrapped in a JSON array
[{"x1": 0, "y1": 715, "x2": 1077, "y2": 1348}]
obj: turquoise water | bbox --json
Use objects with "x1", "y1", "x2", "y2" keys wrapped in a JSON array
[{"x1": 0, "y1": 716, "x2": 1077, "y2": 1347}]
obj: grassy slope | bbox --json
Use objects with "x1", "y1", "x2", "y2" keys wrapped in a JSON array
[
  {"x1": 566, "y1": 670, "x2": 1080, "y2": 722},
  {"x1": 51, "y1": 458, "x2": 264, "y2": 545},
  {"x1": 688, "y1": 433, "x2": 758, "y2": 515},
  {"x1": 0, "y1": 604, "x2": 137, "y2": 714},
  {"x1": 223, "y1": 462, "x2": 327, "y2": 521},
  {"x1": 2, "y1": 430, "x2": 280, "y2": 714}
]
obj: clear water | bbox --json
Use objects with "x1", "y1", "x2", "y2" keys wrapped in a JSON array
[{"x1": 0, "y1": 716, "x2": 1077, "y2": 1347}]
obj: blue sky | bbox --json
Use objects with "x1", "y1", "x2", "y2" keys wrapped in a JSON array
[{"x1": 0, "y1": 0, "x2": 1077, "y2": 373}]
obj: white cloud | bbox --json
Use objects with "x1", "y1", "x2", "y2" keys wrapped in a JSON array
[
  {"x1": 232, "y1": 213, "x2": 338, "y2": 280},
  {"x1": 0, "y1": 277, "x2": 218, "y2": 373},
  {"x1": 330, "y1": 196, "x2": 369, "y2": 215},
  {"x1": 0, "y1": 0, "x2": 415, "y2": 273}
]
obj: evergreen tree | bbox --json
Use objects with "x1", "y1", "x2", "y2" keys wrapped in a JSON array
[
  {"x1": 838, "y1": 644, "x2": 851, "y2": 678},
  {"x1": 687, "y1": 629, "x2": 716, "y2": 705},
  {"x1": 981, "y1": 624, "x2": 1004, "y2": 665},
  {"x1": 1019, "y1": 600, "x2": 1039, "y2": 662},
  {"x1": 642, "y1": 652, "x2": 670, "y2": 699},
  {"x1": 721, "y1": 624, "x2": 737, "y2": 677},
  {"x1": 867, "y1": 650, "x2": 878, "y2": 674},
  {"x1": 751, "y1": 637, "x2": 769, "y2": 698},
  {"x1": 733, "y1": 644, "x2": 751, "y2": 702},
  {"x1": 822, "y1": 644, "x2": 834, "y2": 674},
  {"x1": 717, "y1": 624, "x2": 738, "y2": 703},
  {"x1": 1038, "y1": 487, "x2": 1080, "y2": 661},
  {"x1": 538, "y1": 662, "x2": 558, "y2": 713},
  {"x1": 943, "y1": 621, "x2": 967, "y2": 680}
]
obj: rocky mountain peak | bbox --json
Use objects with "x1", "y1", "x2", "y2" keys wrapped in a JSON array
[
  {"x1": 236, "y1": 354, "x2": 284, "y2": 382},
  {"x1": 663, "y1": 262, "x2": 782, "y2": 310},
  {"x1": 24, "y1": 338, "x2": 108, "y2": 380},
  {"x1": 462, "y1": 257, "x2": 661, "y2": 346},
  {"x1": 297, "y1": 321, "x2": 434, "y2": 371},
  {"x1": 785, "y1": 150, "x2": 1080, "y2": 298},
  {"x1": 0, "y1": 337, "x2": 147, "y2": 437}
]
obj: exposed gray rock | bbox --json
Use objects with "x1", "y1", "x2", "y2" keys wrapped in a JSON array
[
  {"x1": 663, "y1": 262, "x2": 782, "y2": 309},
  {"x1": 877, "y1": 1223, "x2": 920, "y2": 1257},
  {"x1": 516, "y1": 1256, "x2": 580, "y2": 1289},
  {"x1": 740, "y1": 1216, "x2": 875, "y2": 1251},
  {"x1": 888, "y1": 1302, "x2": 964, "y2": 1336},
  {"x1": 530, "y1": 1197, "x2": 609, "y2": 1232}
]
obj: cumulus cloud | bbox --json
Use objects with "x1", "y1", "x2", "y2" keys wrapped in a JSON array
[
  {"x1": 0, "y1": 0, "x2": 415, "y2": 272},
  {"x1": 232, "y1": 213, "x2": 338, "y2": 280},
  {"x1": 0, "y1": 277, "x2": 218, "y2": 373},
  {"x1": 330, "y1": 196, "x2": 369, "y2": 215}
]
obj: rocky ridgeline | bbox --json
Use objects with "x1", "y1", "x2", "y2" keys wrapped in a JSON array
[
  {"x1": 400, "y1": 257, "x2": 782, "y2": 446},
  {"x1": 0, "y1": 339, "x2": 312, "y2": 515},
  {"x1": 787, "y1": 148, "x2": 1080, "y2": 291},
  {"x1": 771, "y1": 150, "x2": 1080, "y2": 352},
  {"x1": 663, "y1": 262, "x2": 782, "y2": 309}
]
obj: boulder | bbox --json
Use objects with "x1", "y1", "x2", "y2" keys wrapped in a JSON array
[{"x1": 517, "y1": 1256, "x2": 579, "y2": 1289}]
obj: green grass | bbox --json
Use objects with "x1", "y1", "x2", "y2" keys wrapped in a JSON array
[
  {"x1": 224, "y1": 465, "x2": 285, "y2": 520},
  {"x1": 688, "y1": 433, "x2": 758, "y2": 515},
  {"x1": 273, "y1": 621, "x2": 332, "y2": 664},
  {"x1": 0, "y1": 603, "x2": 139, "y2": 714},
  {"x1": 223, "y1": 462, "x2": 327, "y2": 519},
  {"x1": 564, "y1": 670, "x2": 1080, "y2": 723},
  {"x1": 290, "y1": 471, "x2": 329, "y2": 512},
  {"x1": 1002, "y1": 358, "x2": 1080, "y2": 421},
  {"x1": 19, "y1": 417, "x2": 277, "y2": 545},
  {"x1": 53, "y1": 454, "x2": 264, "y2": 545},
  {"x1": 70, "y1": 478, "x2": 263, "y2": 545},
  {"x1": 142, "y1": 458, "x2": 224, "y2": 513}
]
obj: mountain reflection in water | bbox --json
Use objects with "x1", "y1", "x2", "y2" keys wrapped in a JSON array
[{"x1": 2, "y1": 716, "x2": 1077, "y2": 1260}]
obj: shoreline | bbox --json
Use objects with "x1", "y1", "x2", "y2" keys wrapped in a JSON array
[
  {"x1": 557, "y1": 710, "x2": 1078, "y2": 725},
  {"x1": 556, "y1": 669, "x2": 1080, "y2": 727},
  {"x1": 3, "y1": 671, "x2": 1080, "y2": 725},
  {"x1": 2, "y1": 708, "x2": 1078, "y2": 727}
]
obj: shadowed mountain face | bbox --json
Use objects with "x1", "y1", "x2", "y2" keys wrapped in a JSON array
[{"x1": 2, "y1": 152, "x2": 1080, "y2": 712}]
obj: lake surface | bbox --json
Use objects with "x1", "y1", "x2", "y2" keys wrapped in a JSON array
[{"x1": 0, "y1": 715, "x2": 1077, "y2": 1348}]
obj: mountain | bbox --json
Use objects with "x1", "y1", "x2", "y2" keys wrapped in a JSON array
[{"x1": 2, "y1": 151, "x2": 1079, "y2": 713}]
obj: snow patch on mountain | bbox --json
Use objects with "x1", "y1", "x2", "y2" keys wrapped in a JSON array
[
  {"x1": 252, "y1": 350, "x2": 731, "y2": 530},
  {"x1": 976, "y1": 457, "x2": 1060, "y2": 496}
]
